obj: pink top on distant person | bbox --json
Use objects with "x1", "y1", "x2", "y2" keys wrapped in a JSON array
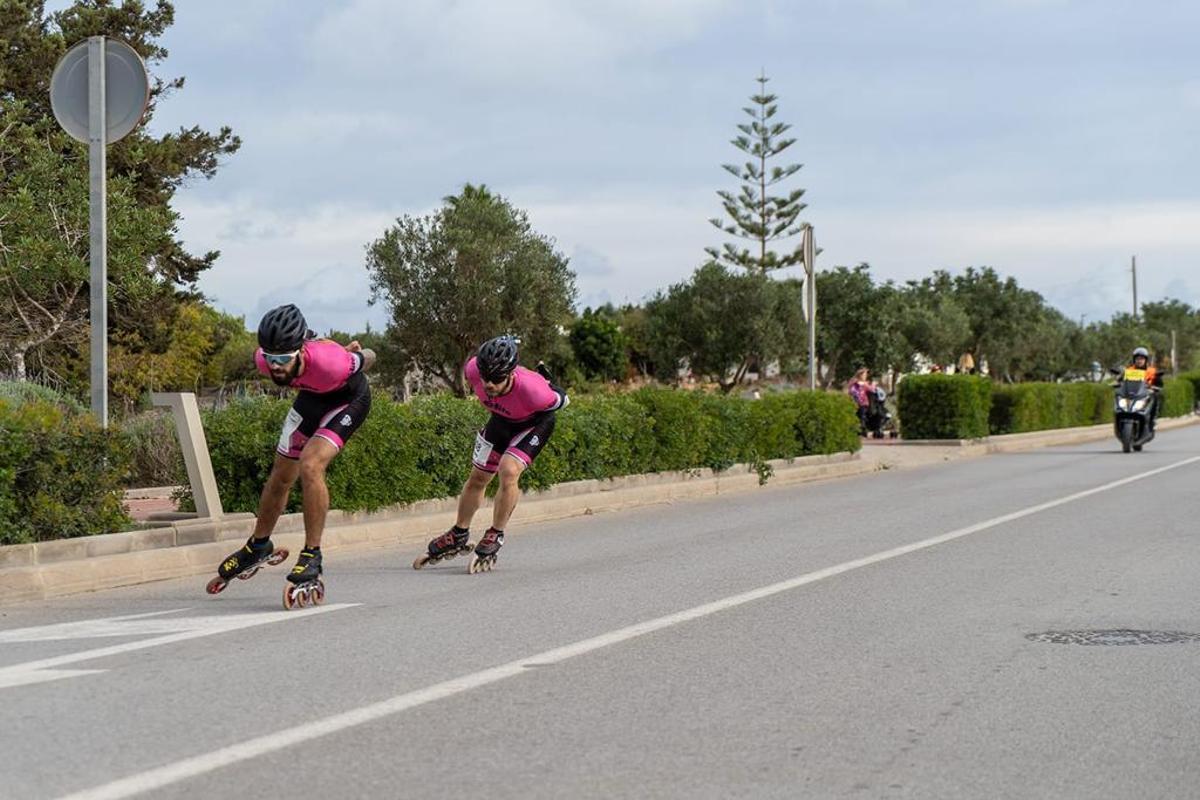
[
  {"x1": 464, "y1": 356, "x2": 559, "y2": 422},
  {"x1": 255, "y1": 339, "x2": 362, "y2": 394}
]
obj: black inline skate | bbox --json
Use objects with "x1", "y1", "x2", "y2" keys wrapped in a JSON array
[
  {"x1": 468, "y1": 527, "x2": 504, "y2": 574},
  {"x1": 206, "y1": 537, "x2": 288, "y2": 595},
  {"x1": 283, "y1": 547, "x2": 325, "y2": 609},
  {"x1": 412, "y1": 526, "x2": 473, "y2": 570}
]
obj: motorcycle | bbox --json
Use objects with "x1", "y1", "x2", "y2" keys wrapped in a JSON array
[{"x1": 1113, "y1": 367, "x2": 1156, "y2": 453}]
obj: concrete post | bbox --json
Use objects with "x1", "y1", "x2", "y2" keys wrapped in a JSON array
[{"x1": 150, "y1": 392, "x2": 223, "y2": 519}]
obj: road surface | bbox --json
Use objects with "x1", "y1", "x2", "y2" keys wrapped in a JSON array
[{"x1": 3, "y1": 428, "x2": 1199, "y2": 799}]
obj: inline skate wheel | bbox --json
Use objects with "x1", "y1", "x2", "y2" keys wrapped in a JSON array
[
  {"x1": 413, "y1": 554, "x2": 430, "y2": 570},
  {"x1": 267, "y1": 548, "x2": 289, "y2": 566},
  {"x1": 206, "y1": 576, "x2": 227, "y2": 595}
]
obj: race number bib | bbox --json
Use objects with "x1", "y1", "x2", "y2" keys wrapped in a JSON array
[
  {"x1": 472, "y1": 432, "x2": 494, "y2": 466},
  {"x1": 278, "y1": 408, "x2": 303, "y2": 453}
]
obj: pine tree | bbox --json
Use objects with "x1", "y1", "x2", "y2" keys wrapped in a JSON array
[{"x1": 706, "y1": 72, "x2": 807, "y2": 273}]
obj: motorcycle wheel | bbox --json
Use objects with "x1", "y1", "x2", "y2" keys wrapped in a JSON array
[{"x1": 1120, "y1": 420, "x2": 1134, "y2": 453}]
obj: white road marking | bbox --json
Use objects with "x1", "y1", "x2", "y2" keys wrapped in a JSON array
[
  {"x1": 0, "y1": 605, "x2": 356, "y2": 690},
  {"x1": 58, "y1": 455, "x2": 1200, "y2": 800}
]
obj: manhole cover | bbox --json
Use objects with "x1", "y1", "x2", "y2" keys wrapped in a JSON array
[{"x1": 1026, "y1": 629, "x2": 1200, "y2": 646}]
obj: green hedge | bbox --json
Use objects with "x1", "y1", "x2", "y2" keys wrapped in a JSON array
[
  {"x1": 896, "y1": 375, "x2": 991, "y2": 440},
  {"x1": 201, "y1": 387, "x2": 861, "y2": 514},
  {"x1": 120, "y1": 411, "x2": 187, "y2": 488},
  {"x1": 989, "y1": 383, "x2": 1112, "y2": 435},
  {"x1": 1178, "y1": 370, "x2": 1200, "y2": 404},
  {"x1": 1161, "y1": 377, "x2": 1196, "y2": 418},
  {"x1": 898, "y1": 375, "x2": 1196, "y2": 441},
  {"x1": 0, "y1": 393, "x2": 130, "y2": 545}
]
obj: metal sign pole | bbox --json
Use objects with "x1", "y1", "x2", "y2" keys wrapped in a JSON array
[
  {"x1": 88, "y1": 36, "x2": 108, "y2": 427},
  {"x1": 803, "y1": 224, "x2": 817, "y2": 391},
  {"x1": 52, "y1": 36, "x2": 148, "y2": 426}
]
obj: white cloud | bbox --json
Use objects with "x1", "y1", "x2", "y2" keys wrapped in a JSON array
[
  {"x1": 816, "y1": 201, "x2": 1200, "y2": 320},
  {"x1": 176, "y1": 196, "x2": 406, "y2": 333},
  {"x1": 309, "y1": 0, "x2": 735, "y2": 89},
  {"x1": 181, "y1": 187, "x2": 1200, "y2": 336}
]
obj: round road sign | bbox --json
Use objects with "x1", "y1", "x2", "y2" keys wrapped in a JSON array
[{"x1": 50, "y1": 38, "x2": 150, "y2": 144}]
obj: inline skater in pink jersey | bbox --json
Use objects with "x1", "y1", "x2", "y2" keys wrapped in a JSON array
[
  {"x1": 414, "y1": 334, "x2": 568, "y2": 574},
  {"x1": 207, "y1": 304, "x2": 376, "y2": 608}
]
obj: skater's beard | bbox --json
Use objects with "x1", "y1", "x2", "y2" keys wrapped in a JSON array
[
  {"x1": 269, "y1": 359, "x2": 301, "y2": 386},
  {"x1": 483, "y1": 375, "x2": 513, "y2": 397}
]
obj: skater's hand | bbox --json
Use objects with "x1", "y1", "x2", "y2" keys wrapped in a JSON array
[{"x1": 345, "y1": 341, "x2": 362, "y2": 353}]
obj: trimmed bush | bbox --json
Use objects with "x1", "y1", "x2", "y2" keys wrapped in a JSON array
[
  {"x1": 120, "y1": 411, "x2": 187, "y2": 488},
  {"x1": 0, "y1": 380, "x2": 86, "y2": 413},
  {"x1": 897, "y1": 375, "x2": 991, "y2": 440},
  {"x1": 0, "y1": 394, "x2": 130, "y2": 544},
  {"x1": 1177, "y1": 370, "x2": 1200, "y2": 405},
  {"x1": 199, "y1": 387, "x2": 861, "y2": 514},
  {"x1": 1161, "y1": 377, "x2": 1195, "y2": 418},
  {"x1": 989, "y1": 383, "x2": 1112, "y2": 435}
]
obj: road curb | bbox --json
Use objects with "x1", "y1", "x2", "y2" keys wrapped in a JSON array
[
  {"x1": 881, "y1": 413, "x2": 1199, "y2": 451},
  {"x1": 0, "y1": 452, "x2": 876, "y2": 606}
]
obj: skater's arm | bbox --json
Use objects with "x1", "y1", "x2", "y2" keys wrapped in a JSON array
[
  {"x1": 358, "y1": 348, "x2": 377, "y2": 373},
  {"x1": 540, "y1": 374, "x2": 569, "y2": 412},
  {"x1": 344, "y1": 341, "x2": 377, "y2": 374}
]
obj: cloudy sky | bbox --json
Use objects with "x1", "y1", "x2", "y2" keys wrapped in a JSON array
[{"x1": 133, "y1": 0, "x2": 1198, "y2": 332}]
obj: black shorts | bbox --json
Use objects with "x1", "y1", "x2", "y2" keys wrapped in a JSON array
[
  {"x1": 472, "y1": 412, "x2": 556, "y2": 473},
  {"x1": 277, "y1": 374, "x2": 371, "y2": 459}
]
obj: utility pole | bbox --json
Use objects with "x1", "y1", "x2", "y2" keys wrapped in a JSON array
[
  {"x1": 1171, "y1": 329, "x2": 1178, "y2": 376},
  {"x1": 1131, "y1": 255, "x2": 1139, "y2": 321},
  {"x1": 802, "y1": 224, "x2": 817, "y2": 391}
]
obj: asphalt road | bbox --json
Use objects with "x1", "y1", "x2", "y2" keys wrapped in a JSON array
[{"x1": 3, "y1": 427, "x2": 1200, "y2": 799}]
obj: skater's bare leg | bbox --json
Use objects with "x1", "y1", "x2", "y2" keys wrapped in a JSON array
[
  {"x1": 253, "y1": 454, "x2": 301, "y2": 540},
  {"x1": 491, "y1": 455, "x2": 525, "y2": 531},
  {"x1": 298, "y1": 437, "x2": 339, "y2": 549},
  {"x1": 455, "y1": 466, "x2": 494, "y2": 529}
]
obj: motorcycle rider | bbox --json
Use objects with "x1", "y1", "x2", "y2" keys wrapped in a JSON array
[{"x1": 1124, "y1": 346, "x2": 1164, "y2": 429}]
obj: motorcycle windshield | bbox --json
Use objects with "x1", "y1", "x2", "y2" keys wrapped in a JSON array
[{"x1": 1118, "y1": 380, "x2": 1148, "y2": 399}]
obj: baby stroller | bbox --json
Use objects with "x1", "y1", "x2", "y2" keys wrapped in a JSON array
[{"x1": 863, "y1": 386, "x2": 895, "y2": 439}]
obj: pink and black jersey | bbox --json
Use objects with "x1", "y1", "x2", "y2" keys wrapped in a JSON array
[
  {"x1": 255, "y1": 339, "x2": 364, "y2": 394},
  {"x1": 256, "y1": 339, "x2": 371, "y2": 459},
  {"x1": 464, "y1": 357, "x2": 565, "y2": 422}
]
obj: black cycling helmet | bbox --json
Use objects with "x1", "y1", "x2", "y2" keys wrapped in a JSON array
[
  {"x1": 257, "y1": 304, "x2": 310, "y2": 353},
  {"x1": 477, "y1": 335, "x2": 520, "y2": 382}
]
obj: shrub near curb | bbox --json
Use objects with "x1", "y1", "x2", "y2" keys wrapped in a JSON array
[
  {"x1": 897, "y1": 375, "x2": 991, "y2": 440},
  {"x1": 1161, "y1": 377, "x2": 1195, "y2": 418},
  {"x1": 990, "y1": 383, "x2": 1112, "y2": 435},
  {"x1": 1177, "y1": 370, "x2": 1200, "y2": 406},
  {"x1": 0, "y1": 396, "x2": 131, "y2": 544},
  {"x1": 199, "y1": 387, "x2": 862, "y2": 514}
]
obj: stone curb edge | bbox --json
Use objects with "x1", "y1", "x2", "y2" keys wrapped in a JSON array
[
  {"x1": 0, "y1": 453, "x2": 873, "y2": 606},
  {"x1": 890, "y1": 413, "x2": 1198, "y2": 449}
]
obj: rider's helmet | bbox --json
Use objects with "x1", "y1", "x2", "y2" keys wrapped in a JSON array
[
  {"x1": 1132, "y1": 346, "x2": 1150, "y2": 365},
  {"x1": 477, "y1": 335, "x2": 520, "y2": 383},
  {"x1": 257, "y1": 304, "x2": 310, "y2": 353}
]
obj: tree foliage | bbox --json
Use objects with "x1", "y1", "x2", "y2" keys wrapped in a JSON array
[
  {"x1": 0, "y1": 102, "x2": 172, "y2": 382},
  {"x1": 645, "y1": 262, "x2": 804, "y2": 392},
  {"x1": 108, "y1": 302, "x2": 255, "y2": 410},
  {"x1": 366, "y1": 184, "x2": 577, "y2": 395},
  {"x1": 569, "y1": 308, "x2": 628, "y2": 382},
  {"x1": 2, "y1": 0, "x2": 241, "y2": 285},
  {"x1": 0, "y1": 0, "x2": 241, "y2": 396},
  {"x1": 706, "y1": 73, "x2": 807, "y2": 273}
]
